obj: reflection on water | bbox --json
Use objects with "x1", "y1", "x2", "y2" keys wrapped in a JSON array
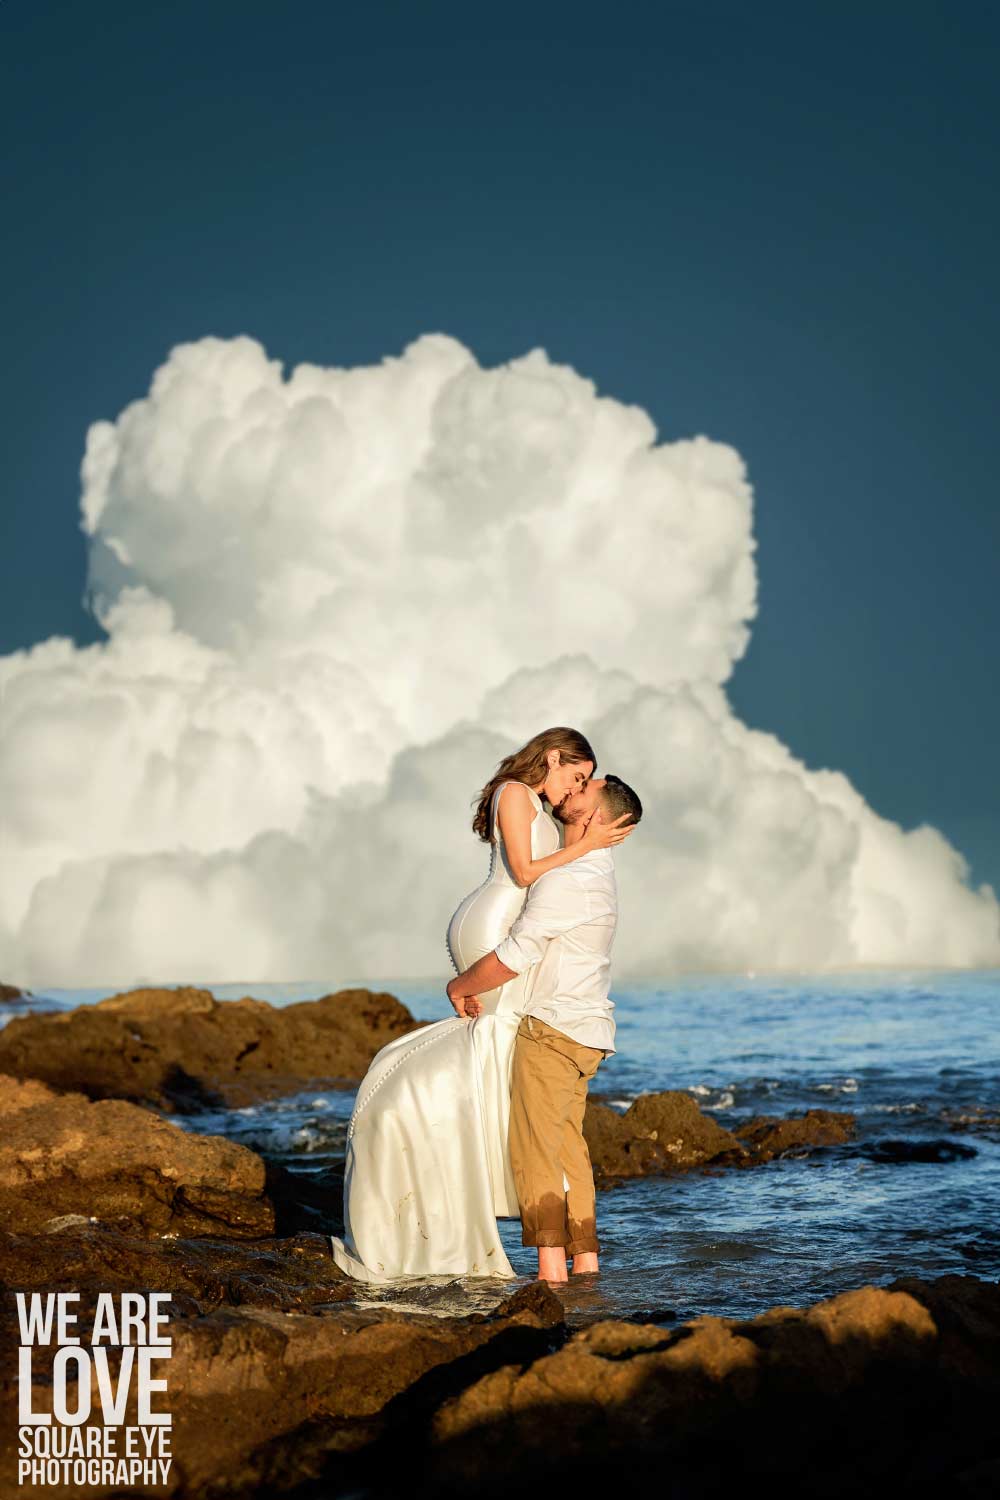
[{"x1": 19, "y1": 968, "x2": 1000, "y2": 1324}]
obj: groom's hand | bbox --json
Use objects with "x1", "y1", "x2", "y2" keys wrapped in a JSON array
[{"x1": 446, "y1": 977, "x2": 482, "y2": 1019}]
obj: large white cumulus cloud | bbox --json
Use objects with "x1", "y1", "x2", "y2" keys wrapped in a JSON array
[{"x1": 1, "y1": 332, "x2": 996, "y2": 987}]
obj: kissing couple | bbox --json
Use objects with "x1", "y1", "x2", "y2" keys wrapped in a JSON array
[{"x1": 329, "y1": 726, "x2": 643, "y2": 1284}]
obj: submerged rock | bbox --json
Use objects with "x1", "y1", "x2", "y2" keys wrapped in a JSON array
[
  {"x1": 941, "y1": 1105, "x2": 1000, "y2": 1139},
  {"x1": 0, "y1": 1073, "x2": 274, "y2": 1238},
  {"x1": 0, "y1": 985, "x2": 423, "y2": 1110},
  {"x1": 858, "y1": 1137, "x2": 978, "y2": 1165}
]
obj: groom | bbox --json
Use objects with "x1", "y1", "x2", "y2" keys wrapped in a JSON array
[{"x1": 446, "y1": 773, "x2": 643, "y2": 1282}]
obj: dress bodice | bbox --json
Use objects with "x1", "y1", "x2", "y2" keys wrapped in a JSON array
[
  {"x1": 488, "y1": 780, "x2": 562, "y2": 884},
  {"x1": 445, "y1": 781, "x2": 562, "y2": 1015}
]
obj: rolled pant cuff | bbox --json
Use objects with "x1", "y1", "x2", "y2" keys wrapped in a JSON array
[
  {"x1": 567, "y1": 1237, "x2": 599, "y2": 1256},
  {"x1": 521, "y1": 1230, "x2": 569, "y2": 1249}
]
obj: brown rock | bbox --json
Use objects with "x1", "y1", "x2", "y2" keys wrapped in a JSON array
[
  {"x1": 0, "y1": 1277, "x2": 564, "y2": 1498},
  {"x1": 734, "y1": 1106, "x2": 856, "y2": 1161},
  {"x1": 584, "y1": 1092, "x2": 856, "y2": 1184},
  {"x1": 889, "y1": 1271, "x2": 1000, "y2": 1385},
  {"x1": 1, "y1": 1219, "x2": 998, "y2": 1500},
  {"x1": 582, "y1": 1101, "x2": 667, "y2": 1180},
  {"x1": 0, "y1": 981, "x2": 24, "y2": 1003},
  {"x1": 0, "y1": 1073, "x2": 274, "y2": 1238},
  {"x1": 0, "y1": 985, "x2": 423, "y2": 1111},
  {"x1": 427, "y1": 1277, "x2": 1000, "y2": 1496},
  {"x1": 0, "y1": 1075, "x2": 56, "y2": 1113},
  {"x1": 0, "y1": 1224, "x2": 352, "y2": 1314},
  {"x1": 622, "y1": 1090, "x2": 746, "y2": 1166},
  {"x1": 584, "y1": 1090, "x2": 746, "y2": 1181}
]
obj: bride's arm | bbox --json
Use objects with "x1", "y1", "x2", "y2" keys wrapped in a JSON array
[{"x1": 497, "y1": 781, "x2": 634, "y2": 887}]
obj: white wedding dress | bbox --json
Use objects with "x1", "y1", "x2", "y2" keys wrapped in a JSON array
[{"x1": 329, "y1": 781, "x2": 562, "y2": 1281}]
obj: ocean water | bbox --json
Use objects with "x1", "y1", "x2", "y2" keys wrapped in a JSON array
[{"x1": 10, "y1": 970, "x2": 1000, "y2": 1326}]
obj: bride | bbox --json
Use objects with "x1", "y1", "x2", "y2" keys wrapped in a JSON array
[{"x1": 329, "y1": 726, "x2": 634, "y2": 1281}]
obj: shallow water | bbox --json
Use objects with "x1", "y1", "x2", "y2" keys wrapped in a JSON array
[{"x1": 14, "y1": 969, "x2": 1000, "y2": 1325}]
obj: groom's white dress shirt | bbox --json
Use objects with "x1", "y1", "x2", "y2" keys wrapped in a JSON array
[{"x1": 493, "y1": 845, "x2": 618, "y2": 1056}]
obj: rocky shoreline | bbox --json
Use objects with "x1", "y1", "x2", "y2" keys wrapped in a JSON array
[
  {"x1": 0, "y1": 984, "x2": 419, "y2": 1111},
  {"x1": 1, "y1": 982, "x2": 998, "y2": 1497},
  {"x1": 0, "y1": 984, "x2": 857, "y2": 1184}
]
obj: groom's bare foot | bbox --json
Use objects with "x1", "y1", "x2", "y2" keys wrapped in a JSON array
[
  {"x1": 571, "y1": 1252, "x2": 599, "y2": 1274},
  {"x1": 537, "y1": 1246, "x2": 569, "y2": 1282}
]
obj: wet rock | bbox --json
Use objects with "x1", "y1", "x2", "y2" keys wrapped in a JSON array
[
  {"x1": 623, "y1": 1090, "x2": 746, "y2": 1165},
  {"x1": 0, "y1": 1224, "x2": 351, "y2": 1314},
  {"x1": 582, "y1": 1102, "x2": 666, "y2": 1179},
  {"x1": 584, "y1": 1091, "x2": 746, "y2": 1181},
  {"x1": 734, "y1": 1106, "x2": 856, "y2": 1162},
  {"x1": 0, "y1": 1073, "x2": 274, "y2": 1238},
  {"x1": 0, "y1": 985, "x2": 423, "y2": 1111},
  {"x1": 584, "y1": 1092, "x2": 852, "y2": 1182},
  {"x1": 0, "y1": 981, "x2": 24, "y2": 1003}
]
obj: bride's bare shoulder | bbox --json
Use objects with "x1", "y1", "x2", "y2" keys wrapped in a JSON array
[
  {"x1": 493, "y1": 780, "x2": 536, "y2": 826},
  {"x1": 495, "y1": 779, "x2": 534, "y2": 808}
]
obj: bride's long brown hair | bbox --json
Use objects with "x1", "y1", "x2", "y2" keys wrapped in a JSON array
[{"x1": 471, "y1": 727, "x2": 597, "y2": 842}]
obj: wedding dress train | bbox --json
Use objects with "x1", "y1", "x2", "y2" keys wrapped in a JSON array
[{"x1": 329, "y1": 781, "x2": 561, "y2": 1280}]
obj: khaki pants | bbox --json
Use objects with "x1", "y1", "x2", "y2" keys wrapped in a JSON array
[{"x1": 508, "y1": 1014, "x2": 606, "y2": 1255}]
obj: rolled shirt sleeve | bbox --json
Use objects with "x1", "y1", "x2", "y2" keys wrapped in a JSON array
[{"x1": 494, "y1": 870, "x2": 593, "y2": 975}]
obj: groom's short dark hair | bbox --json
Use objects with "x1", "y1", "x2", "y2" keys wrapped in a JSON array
[{"x1": 600, "y1": 774, "x2": 642, "y2": 827}]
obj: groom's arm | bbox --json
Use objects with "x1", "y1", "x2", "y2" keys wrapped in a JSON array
[
  {"x1": 494, "y1": 868, "x2": 592, "y2": 974},
  {"x1": 446, "y1": 950, "x2": 519, "y2": 1016}
]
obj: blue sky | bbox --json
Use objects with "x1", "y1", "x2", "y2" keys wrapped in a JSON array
[{"x1": 2, "y1": 0, "x2": 997, "y2": 891}]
